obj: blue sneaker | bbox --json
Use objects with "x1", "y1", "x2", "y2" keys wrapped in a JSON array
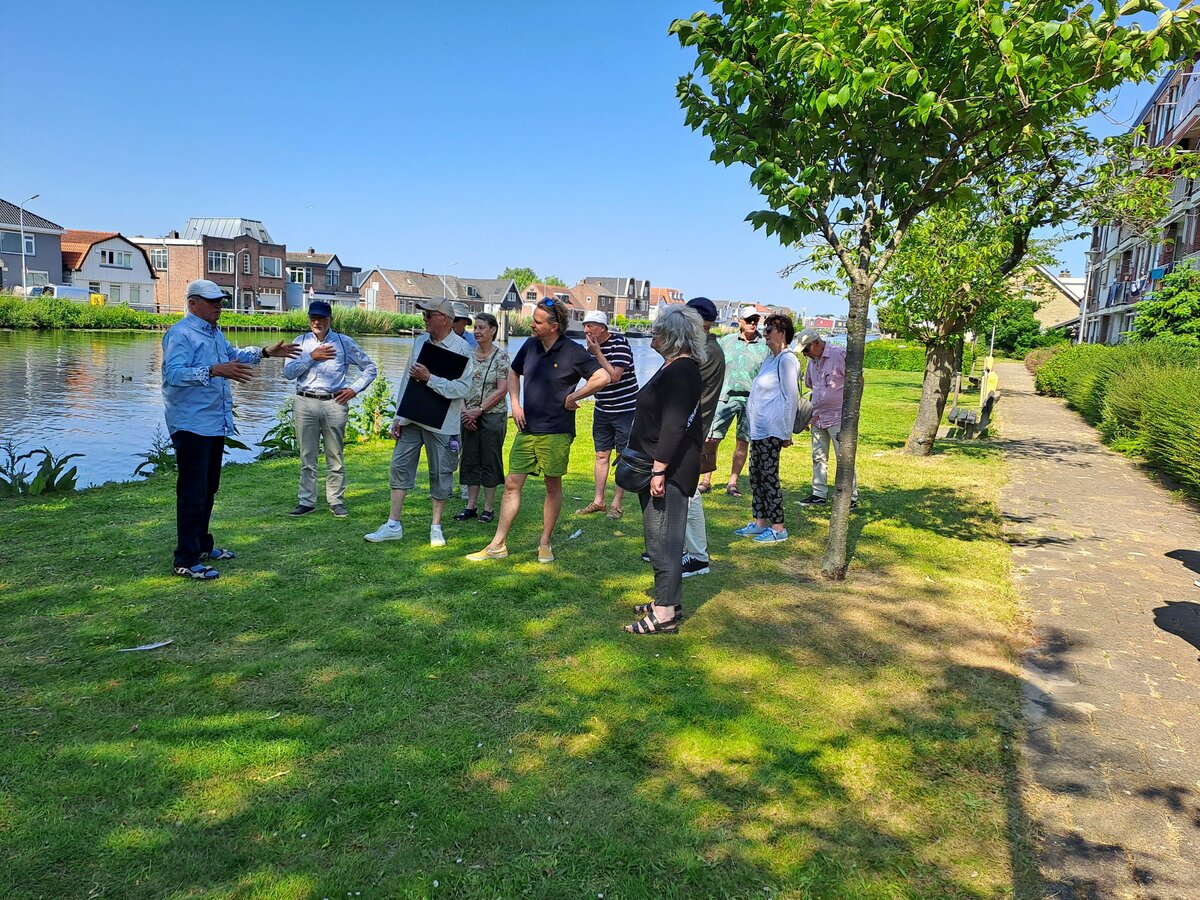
[
  {"x1": 734, "y1": 522, "x2": 768, "y2": 537},
  {"x1": 754, "y1": 528, "x2": 789, "y2": 543}
]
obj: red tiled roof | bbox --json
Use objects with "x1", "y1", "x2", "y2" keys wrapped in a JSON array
[{"x1": 60, "y1": 230, "x2": 157, "y2": 278}]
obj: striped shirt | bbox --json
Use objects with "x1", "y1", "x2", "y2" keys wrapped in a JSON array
[{"x1": 594, "y1": 333, "x2": 638, "y2": 414}]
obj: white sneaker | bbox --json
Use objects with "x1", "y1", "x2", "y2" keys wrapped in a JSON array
[
  {"x1": 460, "y1": 486, "x2": 469, "y2": 501},
  {"x1": 430, "y1": 525, "x2": 446, "y2": 547},
  {"x1": 364, "y1": 521, "x2": 403, "y2": 542}
]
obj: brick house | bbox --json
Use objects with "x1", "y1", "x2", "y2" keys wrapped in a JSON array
[
  {"x1": 286, "y1": 249, "x2": 362, "y2": 308},
  {"x1": 130, "y1": 217, "x2": 287, "y2": 314},
  {"x1": 580, "y1": 276, "x2": 651, "y2": 319},
  {"x1": 565, "y1": 281, "x2": 616, "y2": 318},
  {"x1": 649, "y1": 286, "x2": 685, "y2": 320},
  {"x1": 358, "y1": 269, "x2": 519, "y2": 316}
]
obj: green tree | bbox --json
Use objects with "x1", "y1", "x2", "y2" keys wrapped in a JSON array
[
  {"x1": 543, "y1": 275, "x2": 567, "y2": 287},
  {"x1": 1131, "y1": 263, "x2": 1200, "y2": 342},
  {"x1": 498, "y1": 267, "x2": 538, "y2": 292},
  {"x1": 671, "y1": 0, "x2": 1198, "y2": 578}
]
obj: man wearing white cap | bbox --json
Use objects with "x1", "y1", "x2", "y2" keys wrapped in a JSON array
[
  {"x1": 796, "y1": 328, "x2": 858, "y2": 508},
  {"x1": 365, "y1": 297, "x2": 474, "y2": 547},
  {"x1": 451, "y1": 301, "x2": 478, "y2": 349},
  {"x1": 161, "y1": 279, "x2": 300, "y2": 579},
  {"x1": 577, "y1": 310, "x2": 638, "y2": 519},
  {"x1": 698, "y1": 305, "x2": 768, "y2": 497}
]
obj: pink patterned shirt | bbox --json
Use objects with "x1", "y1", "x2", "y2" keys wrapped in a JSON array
[{"x1": 804, "y1": 344, "x2": 847, "y2": 429}]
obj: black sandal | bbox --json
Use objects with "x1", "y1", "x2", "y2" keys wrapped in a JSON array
[
  {"x1": 453, "y1": 508, "x2": 478, "y2": 521},
  {"x1": 632, "y1": 601, "x2": 682, "y2": 618},
  {"x1": 624, "y1": 610, "x2": 679, "y2": 635},
  {"x1": 478, "y1": 510, "x2": 494, "y2": 523}
]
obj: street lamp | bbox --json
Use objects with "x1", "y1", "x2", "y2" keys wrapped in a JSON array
[
  {"x1": 19, "y1": 193, "x2": 39, "y2": 294},
  {"x1": 233, "y1": 248, "x2": 252, "y2": 313}
]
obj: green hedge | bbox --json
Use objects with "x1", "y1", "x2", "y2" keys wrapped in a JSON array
[
  {"x1": 1035, "y1": 339, "x2": 1200, "y2": 495},
  {"x1": 863, "y1": 338, "x2": 976, "y2": 373},
  {"x1": 1023, "y1": 343, "x2": 1067, "y2": 374},
  {"x1": 0, "y1": 295, "x2": 423, "y2": 335}
]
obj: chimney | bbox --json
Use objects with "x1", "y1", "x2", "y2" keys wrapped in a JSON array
[
  {"x1": 308, "y1": 247, "x2": 315, "y2": 254},
  {"x1": 1059, "y1": 269, "x2": 1071, "y2": 278}
]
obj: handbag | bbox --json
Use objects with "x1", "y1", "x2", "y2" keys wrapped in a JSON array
[
  {"x1": 793, "y1": 395, "x2": 814, "y2": 434},
  {"x1": 615, "y1": 447, "x2": 655, "y2": 493},
  {"x1": 700, "y1": 438, "x2": 719, "y2": 474}
]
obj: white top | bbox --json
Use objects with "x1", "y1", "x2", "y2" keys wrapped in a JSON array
[{"x1": 748, "y1": 349, "x2": 801, "y2": 441}]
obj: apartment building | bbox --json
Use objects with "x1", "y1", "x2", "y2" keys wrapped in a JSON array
[{"x1": 1082, "y1": 60, "x2": 1200, "y2": 344}]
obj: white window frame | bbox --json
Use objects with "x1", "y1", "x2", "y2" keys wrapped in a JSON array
[
  {"x1": 99, "y1": 249, "x2": 132, "y2": 268},
  {"x1": 24, "y1": 234, "x2": 35, "y2": 255},
  {"x1": 129, "y1": 285, "x2": 141, "y2": 306},
  {"x1": 26, "y1": 270, "x2": 49, "y2": 287},
  {"x1": 0, "y1": 231, "x2": 22, "y2": 254},
  {"x1": 327, "y1": 268, "x2": 340, "y2": 288},
  {"x1": 150, "y1": 248, "x2": 168, "y2": 270},
  {"x1": 287, "y1": 266, "x2": 312, "y2": 285},
  {"x1": 208, "y1": 251, "x2": 234, "y2": 274},
  {"x1": 109, "y1": 283, "x2": 122, "y2": 302},
  {"x1": 259, "y1": 256, "x2": 282, "y2": 278}
]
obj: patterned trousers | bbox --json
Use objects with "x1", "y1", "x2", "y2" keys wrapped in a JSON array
[{"x1": 749, "y1": 436, "x2": 786, "y2": 525}]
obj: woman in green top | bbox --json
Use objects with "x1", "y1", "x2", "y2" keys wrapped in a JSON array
[{"x1": 455, "y1": 313, "x2": 510, "y2": 523}]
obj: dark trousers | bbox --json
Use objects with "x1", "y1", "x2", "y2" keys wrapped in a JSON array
[
  {"x1": 639, "y1": 481, "x2": 688, "y2": 610},
  {"x1": 171, "y1": 430, "x2": 225, "y2": 568},
  {"x1": 750, "y1": 437, "x2": 786, "y2": 525}
]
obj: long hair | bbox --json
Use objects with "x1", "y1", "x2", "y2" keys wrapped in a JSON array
[
  {"x1": 653, "y1": 306, "x2": 707, "y2": 362},
  {"x1": 537, "y1": 299, "x2": 568, "y2": 334}
]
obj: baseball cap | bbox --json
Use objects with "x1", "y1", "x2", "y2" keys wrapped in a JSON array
[
  {"x1": 739, "y1": 305, "x2": 761, "y2": 320},
  {"x1": 686, "y1": 296, "x2": 718, "y2": 322},
  {"x1": 797, "y1": 328, "x2": 821, "y2": 350},
  {"x1": 185, "y1": 279, "x2": 231, "y2": 302},
  {"x1": 417, "y1": 297, "x2": 456, "y2": 318},
  {"x1": 451, "y1": 301, "x2": 473, "y2": 322},
  {"x1": 582, "y1": 310, "x2": 609, "y2": 327},
  {"x1": 308, "y1": 300, "x2": 333, "y2": 318}
]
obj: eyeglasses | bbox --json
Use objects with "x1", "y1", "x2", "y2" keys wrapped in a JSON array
[
  {"x1": 543, "y1": 299, "x2": 555, "y2": 307},
  {"x1": 764, "y1": 326, "x2": 776, "y2": 334}
]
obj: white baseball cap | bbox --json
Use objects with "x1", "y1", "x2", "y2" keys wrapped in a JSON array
[
  {"x1": 186, "y1": 279, "x2": 230, "y2": 301},
  {"x1": 582, "y1": 310, "x2": 609, "y2": 327},
  {"x1": 739, "y1": 305, "x2": 760, "y2": 320}
]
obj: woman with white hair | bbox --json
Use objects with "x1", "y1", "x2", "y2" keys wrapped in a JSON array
[{"x1": 622, "y1": 305, "x2": 706, "y2": 635}]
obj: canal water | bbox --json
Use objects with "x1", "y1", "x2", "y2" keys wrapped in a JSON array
[{"x1": 0, "y1": 329, "x2": 668, "y2": 488}]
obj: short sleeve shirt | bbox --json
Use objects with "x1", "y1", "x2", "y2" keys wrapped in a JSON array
[
  {"x1": 468, "y1": 345, "x2": 511, "y2": 423},
  {"x1": 594, "y1": 333, "x2": 637, "y2": 415},
  {"x1": 510, "y1": 335, "x2": 600, "y2": 435}
]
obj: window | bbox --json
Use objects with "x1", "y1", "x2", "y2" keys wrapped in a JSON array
[
  {"x1": 287, "y1": 266, "x2": 312, "y2": 285},
  {"x1": 260, "y1": 256, "x2": 282, "y2": 278},
  {"x1": 525, "y1": 289, "x2": 537, "y2": 301},
  {"x1": 208, "y1": 251, "x2": 234, "y2": 274},
  {"x1": 130, "y1": 285, "x2": 140, "y2": 306},
  {"x1": 89, "y1": 281, "x2": 100, "y2": 294},
  {"x1": 150, "y1": 248, "x2": 168, "y2": 270},
  {"x1": 99, "y1": 249, "x2": 132, "y2": 267},
  {"x1": 26, "y1": 270, "x2": 49, "y2": 287},
  {"x1": 109, "y1": 284, "x2": 121, "y2": 302},
  {"x1": 243, "y1": 252, "x2": 252, "y2": 275},
  {"x1": 464, "y1": 284, "x2": 478, "y2": 298},
  {"x1": 0, "y1": 231, "x2": 21, "y2": 254},
  {"x1": 25, "y1": 234, "x2": 35, "y2": 255},
  {"x1": 327, "y1": 268, "x2": 339, "y2": 288}
]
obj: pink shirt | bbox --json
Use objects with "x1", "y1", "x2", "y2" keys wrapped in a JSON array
[{"x1": 804, "y1": 344, "x2": 846, "y2": 429}]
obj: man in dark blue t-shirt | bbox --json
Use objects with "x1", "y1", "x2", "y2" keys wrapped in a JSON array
[{"x1": 467, "y1": 299, "x2": 610, "y2": 564}]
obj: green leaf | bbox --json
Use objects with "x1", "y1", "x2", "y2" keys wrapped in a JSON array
[{"x1": 837, "y1": 84, "x2": 851, "y2": 106}]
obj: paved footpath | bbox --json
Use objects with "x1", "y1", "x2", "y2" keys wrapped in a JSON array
[{"x1": 996, "y1": 361, "x2": 1200, "y2": 899}]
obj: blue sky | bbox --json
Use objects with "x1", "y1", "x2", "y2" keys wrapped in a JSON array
[{"x1": 0, "y1": 1, "x2": 1165, "y2": 315}]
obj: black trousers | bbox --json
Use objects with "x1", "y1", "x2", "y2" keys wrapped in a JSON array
[
  {"x1": 639, "y1": 481, "x2": 688, "y2": 610},
  {"x1": 171, "y1": 431, "x2": 225, "y2": 568}
]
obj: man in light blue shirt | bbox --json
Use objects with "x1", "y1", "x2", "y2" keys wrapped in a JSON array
[
  {"x1": 161, "y1": 279, "x2": 299, "y2": 580},
  {"x1": 282, "y1": 300, "x2": 378, "y2": 518}
]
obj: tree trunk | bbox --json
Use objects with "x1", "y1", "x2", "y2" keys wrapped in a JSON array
[
  {"x1": 903, "y1": 338, "x2": 958, "y2": 456},
  {"x1": 821, "y1": 278, "x2": 871, "y2": 580}
]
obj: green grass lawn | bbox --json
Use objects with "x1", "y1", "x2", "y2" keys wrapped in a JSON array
[{"x1": 0, "y1": 369, "x2": 1030, "y2": 899}]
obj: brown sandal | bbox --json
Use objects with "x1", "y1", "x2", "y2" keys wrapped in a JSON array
[
  {"x1": 576, "y1": 501, "x2": 607, "y2": 515},
  {"x1": 624, "y1": 610, "x2": 679, "y2": 635}
]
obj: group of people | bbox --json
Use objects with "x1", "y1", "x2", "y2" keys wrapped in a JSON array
[{"x1": 160, "y1": 279, "x2": 854, "y2": 635}]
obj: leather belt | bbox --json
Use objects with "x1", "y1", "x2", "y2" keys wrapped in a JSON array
[{"x1": 297, "y1": 390, "x2": 335, "y2": 400}]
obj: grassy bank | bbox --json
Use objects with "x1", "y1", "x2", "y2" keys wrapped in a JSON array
[
  {"x1": 0, "y1": 371, "x2": 1029, "y2": 898},
  {"x1": 0, "y1": 295, "x2": 423, "y2": 335}
]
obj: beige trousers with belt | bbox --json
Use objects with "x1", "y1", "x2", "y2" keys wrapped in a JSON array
[{"x1": 294, "y1": 393, "x2": 349, "y2": 507}]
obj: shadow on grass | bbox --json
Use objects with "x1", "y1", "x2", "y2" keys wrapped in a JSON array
[{"x1": 3, "y1": 418, "x2": 1162, "y2": 898}]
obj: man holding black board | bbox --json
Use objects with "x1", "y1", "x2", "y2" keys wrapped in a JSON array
[
  {"x1": 467, "y1": 298, "x2": 610, "y2": 564},
  {"x1": 365, "y1": 297, "x2": 473, "y2": 548}
]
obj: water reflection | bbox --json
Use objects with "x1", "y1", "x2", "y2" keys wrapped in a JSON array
[{"x1": 1, "y1": 330, "x2": 664, "y2": 488}]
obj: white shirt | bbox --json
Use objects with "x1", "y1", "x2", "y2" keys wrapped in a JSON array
[{"x1": 748, "y1": 349, "x2": 800, "y2": 441}]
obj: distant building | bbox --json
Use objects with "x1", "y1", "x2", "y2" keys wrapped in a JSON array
[
  {"x1": 649, "y1": 286, "x2": 684, "y2": 321},
  {"x1": 286, "y1": 249, "x2": 362, "y2": 308},
  {"x1": 1081, "y1": 58, "x2": 1200, "y2": 343},
  {"x1": 565, "y1": 281, "x2": 616, "y2": 318},
  {"x1": 581, "y1": 276, "x2": 651, "y2": 319},
  {"x1": 358, "y1": 269, "x2": 520, "y2": 317},
  {"x1": 1024, "y1": 266, "x2": 1085, "y2": 334},
  {"x1": 0, "y1": 198, "x2": 63, "y2": 292},
  {"x1": 60, "y1": 231, "x2": 156, "y2": 309},
  {"x1": 130, "y1": 217, "x2": 287, "y2": 313}
]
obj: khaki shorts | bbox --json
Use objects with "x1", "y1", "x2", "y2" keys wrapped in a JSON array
[
  {"x1": 509, "y1": 432, "x2": 573, "y2": 478},
  {"x1": 390, "y1": 426, "x2": 460, "y2": 499}
]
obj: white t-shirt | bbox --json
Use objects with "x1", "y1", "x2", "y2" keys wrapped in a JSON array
[{"x1": 748, "y1": 349, "x2": 801, "y2": 441}]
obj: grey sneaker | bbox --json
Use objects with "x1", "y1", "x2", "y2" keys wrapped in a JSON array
[
  {"x1": 430, "y1": 525, "x2": 446, "y2": 547},
  {"x1": 365, "y1": 521, "x2": 403, "y2": 542},
  {"x1": 289, "y1": 504, "x2": 315, "y2": 516},
  {"x1": 330, "y1": 504, "x2": 349, "y2": 518}
]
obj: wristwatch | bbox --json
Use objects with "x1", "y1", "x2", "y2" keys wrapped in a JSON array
[
  {"x1": 260, "y1": 346, "x2": 271, "y2": 358},
  {"x1": 652, "y1": 469, "x2": 668, "y2": 476}
]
